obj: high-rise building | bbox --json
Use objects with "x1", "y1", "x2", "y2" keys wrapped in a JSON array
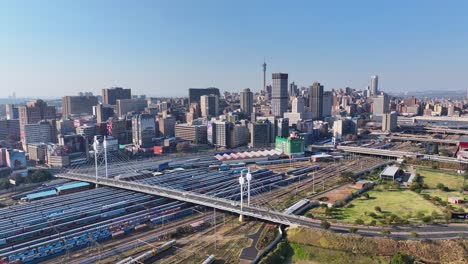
[
  {"x1": 322, "y1": 91, "x2": 333, "y2": 118},
  {"x1": 188, "y1": 88, "x2": 220, "y2": 105},
  {"x1": 132, "y1": 114, "x2": 156, "y2": 148},
  {"x1": 309, "y1": 82, "x2": 324, "y2": 120},
  {"x1": 333, "y1": 118, "x2": 357, "y2": 140},
  {"x1": 0, "y1": 119, "x2": 20, "y2": 140},
  {"x1": 95, "y1": 104, "x2": 115, "y2": 123},
  {"x1": 213, "y1": 121, "x2": 231, "y2": 148},
  {"x1": 62, "y1": 95, "x2": 98, "y2": 118},
  {"x1": 18, "y1": 100, "x2": 57, "y2": 148},
  {"x1": 23, "y1": 121, "x2": 55, "y2": 149},
  {"x1": 102, "y1": 87, "x2": 131, "y2": 105},
  {"x1": 289, "y1": 82, "x2": 298, "y2": 97},
  {"x1": 158, "y1": 116, "x2": 176, "y2": 137},
  {"x1": 373, "y1": 94, "x2": 390, "y2": 115},
  {"x1": 382, "y1": 111, "x2": 398, "y2": 132},
  {"x1": 200, "y1": 94, "x2": 219, "y2": 118},
  {"x1": 106, "y1": 119, "x2": 128, "y2": 144},
  {"x1": 292, "y1": 96, "x2": 305, "y2": 114},
  {"x1": 229, "y1": 124, "x2": 249, "y2": 148},
  {"x1": 249, "y1": 120, "x2": 272, "y2": 148},
  {"x1": 271, "y1": 73, "x2": 288, "y2": 117},
  {"x1": 370, "y1": 75, "x2": 378, "y2": 96},
  {"x1": 175, "y1": 124, "x2": 207, "y2": 144},
  {"x1": 5, "y1": 104, "x2": 19, "y2": 120},
  {"x1": 116, "y1": 99, "x2": 147, "y2": 117},
  {"x1": 18, "y1": 100, "x2": 56, "y2": 128},
  {"x1": 276, "y1": 118, "x2": 289, "y2": 138},
  {"x1": 56, "y1": 119, "x2": 75, "y2": 135},
  {"x1": 240, "y1": 88, "x2": 254, "y2": 117}
]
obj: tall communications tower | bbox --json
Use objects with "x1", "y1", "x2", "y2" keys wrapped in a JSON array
[{"x1": 262, "y1": 60, "x2": 267, "y2": 92}]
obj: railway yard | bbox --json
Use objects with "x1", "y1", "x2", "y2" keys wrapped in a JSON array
[{"x1": 0, "y1": 139, "x2": 466, "y2": 263}]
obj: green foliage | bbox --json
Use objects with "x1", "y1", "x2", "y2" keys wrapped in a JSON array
[
  {"x1": 374, "y1": 206, "x2": 382, "y2": 212},
  {"x1": 349, "y1": 227, "x2": 358, "y2": 233},
  {"x1": 259, "y1": 241, "x2": 292, "y2": 264},
  {"x1": 320, "y1": 220, "x2": 331, "y2": 229},
  {"x1": 390, "y1": 252, "x2": 415, "y2": 264},
  {"x1": 0, "y1": 178, "x2": 11, "y2": 190},
  {"x1": 354, "y1": 218, "x2": 364, "y2": 225}
]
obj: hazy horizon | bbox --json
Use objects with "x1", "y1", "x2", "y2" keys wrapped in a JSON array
[{"x1": 1, "y1": 0, "x2": 467, "y2": 98}]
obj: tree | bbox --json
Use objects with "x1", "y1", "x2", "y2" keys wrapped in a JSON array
[
  {"x1": 320, "y1": 220, "x2": 331, "y2": 230},
  {"x1": 176, "y1": 142, "x2": 191, "y2": 153},
  {"x1": 9, "y1": 172, "x2": 24, "y2": 185},
  {"x1": 362, "y1": 193, "x2": 370, "y2": 199},
  {"x1": 390, "y1": 252, "x2": 415, "y2": 264},
  {"x1": 355, "y1": 219, "x2": 364, "y2": 225},
  {"x1": 349, "y1": 227, "x2": 358, "y2": 233},
  {"x1": 431, "y1": 143, "x2": 439, "y2": 155},
  {"x1": 374, "y1": 206, "x2": 382, "y2": 213}
]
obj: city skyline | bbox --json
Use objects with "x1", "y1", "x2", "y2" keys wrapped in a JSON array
[{"x1": 1, "y1": 0, "x2": 468, "y2": 98}]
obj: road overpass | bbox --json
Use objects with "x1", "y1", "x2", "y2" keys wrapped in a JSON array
[
  {"x1": 337, "y1": 146, "x2": 468, "y2": 165},
  {"x1": 56, "y1": 172, "x2": 467, "y2": 240},
  {"x1": 382, "y1": 135, "x2": 458, "y2": 145}
]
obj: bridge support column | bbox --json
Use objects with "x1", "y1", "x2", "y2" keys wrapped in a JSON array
[{"x1": 239, "y1": 214, "x2": 244, "y2": 222}]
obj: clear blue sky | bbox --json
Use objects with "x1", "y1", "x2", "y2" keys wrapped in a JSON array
[{"x1": 1, "y1": 0, "x2": 467, "y2": 98}]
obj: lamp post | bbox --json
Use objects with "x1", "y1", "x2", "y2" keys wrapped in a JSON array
[{"x1": 239, "y1": 172, "x2": 245, "y2": 222}]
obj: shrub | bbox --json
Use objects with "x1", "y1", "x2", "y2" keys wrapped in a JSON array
[
  {"x1": 320, "y1": 220, "x2": 331, "y2": 230},
  {"x1": 390, "y1": 252, "x2": 415, "y2": 264},
  {"x1": 374, "y1": 206, "x2": 382, "y2": 212},
  {"x1": 349, "y1": 227, "x2": 358, "y2": 233},
  {"x1": 354, "y1": 219, "x2": 364, "y2": 225}
]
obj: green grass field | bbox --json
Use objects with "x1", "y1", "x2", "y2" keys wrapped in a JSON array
[
  {"x1": 417, "y1": 167, "x2": 467, "y2": 205},
  {"x1": 308, "y1": 188, "x2": 443, "y2": 224},
  {"x1": 289, "y1": 242, "x2": 390, "y2": 264},
  {"x1": 417, "y1": 167, "x2": 464, "y2": 190}
]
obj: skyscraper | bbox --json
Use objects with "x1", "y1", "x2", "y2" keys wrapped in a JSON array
[
  {"x1": 102, "y1": 87, "x2": 132, "y2": 105},
  {"x1": 271, "y1": 73, "x2": 288, "y2": 117},
  {"x1": 18, "y1": 100, "x2": 57, "y2": 147},
  {"x1": 309, "y1": 82, "x2": 324, "y2": 120},
  {"x1": 370, "y1": 75, "x2": 378, "y2": 96},
  {"x1": 132, "y1": 114, "x2": 156, "y2": 148},
  {"x1": 289, "y1": 82, "x2": 298, "y2": 97},
  {"x1": 188, "y1": 88, "x2": 220, "y2": 105},
  {"x1": 62, "y1": 95, "x2": 98, "y2": 118},
  {"x1": 240, "y1": 88, "x2": 253, "y2": 117},
  {"x1": 373, "y1": 94, "x2": 390, "y2": 115},
  {"x1": 322, "y1": 91, "x2": 333, "y2": 118},
  {"x1": 200, "y1": 94, "x2": 219, "y2": 118}
]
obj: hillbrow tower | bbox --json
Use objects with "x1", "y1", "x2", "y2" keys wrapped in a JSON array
[{"x1": 262, "y1": 60, "x2": 267, "y2": 92}]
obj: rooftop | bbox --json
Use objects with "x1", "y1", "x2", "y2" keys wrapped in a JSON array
[{"x1": 381, "y1": 166, "x2": 400, "y2": 176}]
